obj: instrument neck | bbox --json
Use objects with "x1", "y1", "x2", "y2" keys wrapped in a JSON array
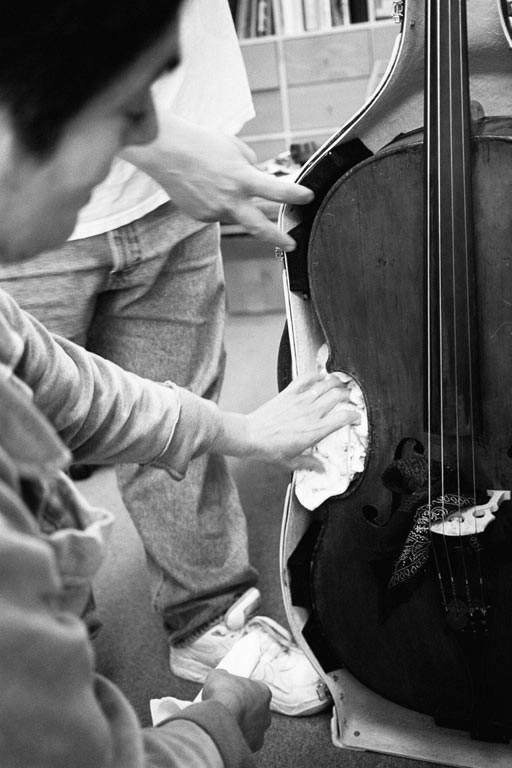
[{"x1": 424, "y1": 0, "x2": 479, "y2": 449}]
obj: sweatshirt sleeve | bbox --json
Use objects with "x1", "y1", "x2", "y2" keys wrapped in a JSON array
[
  {"x1": 1, "y1": 290, "x2": 224, "y2": 478},
  {"x1": 0, "y1": 487, "x2": 255, "y2": 768},
  {"x1": 144, "y1": 702, "x2": 257, "y2": 768}
]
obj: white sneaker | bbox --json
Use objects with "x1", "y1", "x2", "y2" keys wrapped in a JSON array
[
  {"x1": 170, "y1": 588, "x2": 262, "y2": 683},
  {"x1": 170, "y1": 591, "x2": 331, "y2": 717}
]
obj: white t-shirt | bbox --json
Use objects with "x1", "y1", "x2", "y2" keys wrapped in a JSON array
[{"x1": 70, "y1": 0, "x2": 254, "y2": 240}]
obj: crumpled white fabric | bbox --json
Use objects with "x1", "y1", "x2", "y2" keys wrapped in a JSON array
[
  {"x1": 150, "y1": 632, "x2": 263, "y2": 725},
  {"x1": 294, "y1": 344, "x2": 368, "y2": 511}
]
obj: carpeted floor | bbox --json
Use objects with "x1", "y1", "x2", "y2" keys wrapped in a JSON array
[{"x1": 81, "y1": 312, "x2": 452, "y2": 768}]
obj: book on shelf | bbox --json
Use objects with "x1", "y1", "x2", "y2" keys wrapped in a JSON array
[
  {"x1": 317, "y1": 0, "x2": 333, "y2": 29},
  {"x1": 279, "y1": 0, "x2": 305, "y2": 35},
  {"x1": 235, "y1": 0, "x2": 250, "y2": 37},
  {"x1": 234, "y1": 0, "x2": 276, "y2": 38},
  {"x1": 249, "y1": 0, "x2": 259, "y2": 37},
  {"x1": 374, "y1": 0, "x2": 394, "y2": 19},
  {"x1": 331, "y1": 0, "x2": 351, "y2": 26},
  {"x1": 233, "y1": 0, "x2": 368, "y2": 38},
  {"x1": 281, "y1": 0, "x2": 351, "y2": 35},
  {"x1": 302, "y1": 0, "x2": 320, "y2": 31},
  {"x1": 256, "y1": 0, "x2": 274, "y2": 36},
  {"x1": 348, "y1": 0, "x2": 369, "y2": 23}
]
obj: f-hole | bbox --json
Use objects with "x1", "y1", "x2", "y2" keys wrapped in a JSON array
[{"x1": 362, "y1": 438, "x2": 426, "y2": 525}]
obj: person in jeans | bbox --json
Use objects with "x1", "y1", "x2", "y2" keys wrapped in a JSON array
[
  {"x1": 0, "y1": 0, "x2": 326, "y2": 717},
  {"x1": 0, "y1": 2, "x2": 361, "y2": 765}
]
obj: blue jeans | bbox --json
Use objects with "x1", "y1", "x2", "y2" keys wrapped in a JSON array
[{"x1": 0, "y1": 200, "x2": 258, "y2": 642}]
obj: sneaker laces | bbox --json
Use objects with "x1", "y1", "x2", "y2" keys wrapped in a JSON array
[{"x1": 238, "y1": 617, "x2": 306, "y2": 685}]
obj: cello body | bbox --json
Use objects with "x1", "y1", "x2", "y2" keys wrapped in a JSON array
[{"x1": 279, "y1": 1, "x2": 512, "y2": 763}]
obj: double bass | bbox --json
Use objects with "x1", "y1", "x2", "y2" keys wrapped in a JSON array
[{"x1": 279, "y1": 0, "x2": 512, "y2": 761}]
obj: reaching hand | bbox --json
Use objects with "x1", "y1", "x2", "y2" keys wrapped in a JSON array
[
  {"x1": 214, "y1": 372, "x2": 362, "y2": 471},
  {"x1": 201, "y1": 669, "x2": 272, "y2": 752},
  {"x1": 121, "y1": 116, "x2": 313, "y2": 251}
]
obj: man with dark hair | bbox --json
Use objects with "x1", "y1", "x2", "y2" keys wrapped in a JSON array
[
  {"x1": 0, "y1": 3, "x2": 359, "y2": 766},
  {"x1": 0, "y1": 2, "x2": 182, "y2": 156},
  {"x1": 0, "y1": 0, "x2": 328, "y2": 719}
]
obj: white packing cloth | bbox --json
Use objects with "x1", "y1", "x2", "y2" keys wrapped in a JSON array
[
  {"x1": 150, "y1": 631, "x2": 264, "y2": 725},
  {"x1": 294, "y1": 344, "x2": 368, "y2": 511}
]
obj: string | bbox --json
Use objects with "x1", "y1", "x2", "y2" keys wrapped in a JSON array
[
  {"x1": 442, "y1": 0, "x2": 471, "y2": 616},
  {"x1": 425, "y1": 0, "x2": 432, "y2": 592},
  {"x1": 458, "y1": 0, "x2": 487, "y2": 611},
  {"x1": 427, "y1": 0, "x2": 484, "y2": 620},
  {"x1": 432, "y1": 0, "x2": 459, "y2": 607},
  {"x1": 455, "y1": 0, "x2": 487, "y2": 613}
]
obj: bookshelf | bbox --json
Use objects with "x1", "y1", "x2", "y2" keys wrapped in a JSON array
[
  {"x1": 230, "y1": 0, "x2": 400, "y2": 162},
  {"x1": 231, "y1": 0, "x2": 397, "y2": 39}
]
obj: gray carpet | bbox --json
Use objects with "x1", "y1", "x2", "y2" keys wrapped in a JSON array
[{"x1": 81, "y1": 313, "x2": 452, "y2": 768}]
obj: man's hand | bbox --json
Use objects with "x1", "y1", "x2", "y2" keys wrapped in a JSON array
[
  {"x1": 213, "y1": 372, "x2": 362, "y2": 472},
  {"x1": 121, "y1": 116, "x2": 313, "y2": 251},
  {"x1": 201, "y1": 669, "x2": 272, "y2": 752}
]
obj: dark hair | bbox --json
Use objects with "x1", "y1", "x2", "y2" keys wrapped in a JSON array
[{"x1": 0, "y1": 1, "x2": 183, "y2": 155}]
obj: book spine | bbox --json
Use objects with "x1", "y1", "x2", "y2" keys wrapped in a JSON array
[
  {"x1": 330, "y1": 0, "x2": 348, "y2": 26},
  {"x1": 280, "y1": 0, "x2": 305, "y2": 34},
  {"x1": 249, "y1": 0, "x2": 259, "y2": 36},
  {"x1": 303, "y1": 0, "x2": 320, "y2": 31},
  {"x1": 348, "y1": 0, "x2": 368, "y2": 24},
  {"x1": 236, "y1": 0, "x2": 250, "y2": 37},
  {"x1": 374, "y1": 0, "x2": 393, "y2": 19},
  {"x1": 317, "y1": 0, "x2": 333, "y2": 29},
  {"x1": 256, "y1": 0, "x2": 272, "y2": 35}
]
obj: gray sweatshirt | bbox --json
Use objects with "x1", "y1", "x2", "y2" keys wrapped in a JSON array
[{"x1": 0, "y1": 288, "x2": 256, "y2": 768}]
